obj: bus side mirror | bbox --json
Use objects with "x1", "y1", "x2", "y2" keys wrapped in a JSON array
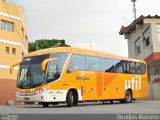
[
  {"x1": 41, "y1": 58, "x2": 59, "y2": 72},
  {"x1": 10, "y1": 62, "x2": 21, "y2": 74}
]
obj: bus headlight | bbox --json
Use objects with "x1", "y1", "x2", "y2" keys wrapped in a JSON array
[{"x1": 36, "y1": 91, "x2": 40, "y2": 94}]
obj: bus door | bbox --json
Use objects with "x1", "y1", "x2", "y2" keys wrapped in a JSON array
[
  {"x1": 83, "y1": 56, "x2": 102, "y2": 100},
  {"x1": 82, "y1": 71, "x2": 97, "y2": 101}
]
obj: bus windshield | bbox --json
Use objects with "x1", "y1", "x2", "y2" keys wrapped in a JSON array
[{"x1": 17, "y1": 53, "x2": 68, "y2": 88}]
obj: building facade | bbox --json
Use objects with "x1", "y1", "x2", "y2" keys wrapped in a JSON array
[
  {"x1": 0, "y1": 0, "x2": 28, "y2": 105},
  {"x1": 119, "y1": 15, "x2": 160, "y2": 100}
]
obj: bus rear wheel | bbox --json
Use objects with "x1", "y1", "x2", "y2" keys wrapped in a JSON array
[
  {"x1": 110, "y1": 100, "x2": 113, "y2": 104},
  {"x1": 121, "y1": 90, "x2": 132, "y2": 103},
  {"x1": 42, "y1": 103, "x2": 49, "y2": 108}
]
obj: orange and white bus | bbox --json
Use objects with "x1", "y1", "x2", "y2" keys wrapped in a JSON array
[{"x1": 10, "y1": 47, "x2": 148, "y2": 107}]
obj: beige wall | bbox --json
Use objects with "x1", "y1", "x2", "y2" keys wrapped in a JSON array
[
  {"x1": 0, "y1": 68, "x2": 18, "y2": 80},
  {"x1": 0, "y1": 0, "x2": 28, "y2": 80},
  {"x1": 0, "y1": 42, "x2": 23, "y2": 63}
]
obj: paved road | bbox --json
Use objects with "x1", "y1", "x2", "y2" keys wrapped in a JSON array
[{"x1": 0, "y1": 101, "x2": 160, "y2": 114}]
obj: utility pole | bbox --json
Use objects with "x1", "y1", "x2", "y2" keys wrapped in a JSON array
[
  {"x1": 36, "y1": 41, "x2": 38, "y2": 50},
  {"x1": 90, "y1": 40, "x2": 92, "y2": 49},
  {"x1": 131, "y1": 0, "x2": 137, "y2": 20}
]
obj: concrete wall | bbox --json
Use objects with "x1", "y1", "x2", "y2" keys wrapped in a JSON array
[
  {"x1": 145, "y1": 19, "x2": 160, "y2": 53},
  {"x1": 152, "y1": 82, "x2": 160, "y2": 100},
  {"x1": 128, "y1": 24, "x2": 152, "y2": 60}
]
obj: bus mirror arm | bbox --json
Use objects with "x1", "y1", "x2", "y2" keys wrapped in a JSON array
[
  {"x1": 66, "y1": 69, "x2": 71, "y2": 74},
  {"x1": 41, "y1": 58, "x2": 59, "y2": 72},
  {"x1": 10, "y1": 62, "x2": 21, "y2": 74}
]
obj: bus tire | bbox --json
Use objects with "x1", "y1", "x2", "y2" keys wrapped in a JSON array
[
  {"x1": 42, "y1": 103, "x2": 49, "y2": 108},
  {"x1": 52, "y1": 102, "x2": 59, "y2": 105},
  {"x1": 73, "y1": 91, "x2": 78, "y2": 106},
  {"x1": 66, "y1": 91, "x2": 74, "y2": 107},
  {"x1": 121, "y1": 90, "x2": 132, "y2": 103},
  {"x1": 110, "y1": 100, "x2": 113, "y2": 104}
]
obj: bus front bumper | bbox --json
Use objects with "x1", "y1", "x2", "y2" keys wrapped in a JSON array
[{"x1": 16, "y1": 90, "x2": 68, "y2": 103}]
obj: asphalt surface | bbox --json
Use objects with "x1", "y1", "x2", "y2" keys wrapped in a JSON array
[{"x1": 0, "y1": 100, "x2": 160, "y2": 114}]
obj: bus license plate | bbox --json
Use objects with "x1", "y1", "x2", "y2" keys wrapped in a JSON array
[{"x1": 24, "y1": 97, "x2": 29, "y2": 101}]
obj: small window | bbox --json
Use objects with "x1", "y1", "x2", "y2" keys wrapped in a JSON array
[
  {"x1": 86, "y1": 56, "x2": 101, "y2": 72},
  {"x1": 22, "y1": 52, "x2": 24, "y2": 57},
  {"x1": 6, "y1": 47, "x2": 9, "y2": 54},
  {"x1": 156, "y1": 24, "x2": 160, "y2": 42},
  {"x1": 22, "y1": 27, "x2": 24, "y2": 37},
  {"x1": 135, "y1": 37, "x2": 141, "y2": 56},
  {"x1": 143, "y1": 28, "x2": 150, "y2": 49},
  {"x1": 1, "y1": 20, "x2": 14, "y2": 32},
  {"x1": 101, "y1": 58, "x2": 114, "y2": 72},
  {"x1": 12, "y1": 48, "x2": 16, "y2": 55},
  {"x1": 68, "y1": 54, "x2": 86, "y2": 72},
  {"x1": 25, "y1": 35, "x2": 28, "y2": 42}
]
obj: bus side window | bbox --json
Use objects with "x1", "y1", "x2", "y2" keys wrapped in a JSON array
[
  {"x1": 67, "y1": 54, "x2": 86, "y2": 73},
  {"x1": 123, "y1": 61, "x2": 128, "y2": 73},
  {"x1": 86, "y1": 56, "x2": 101, "y2": 72},
  {"x1": 114, "y1": 59, "x2": 124, "y2": 73},
  {"x1": 101, "y1": 57, "x2": 114, "y2": 72},
  {"x1": 136, "y1": 62, "x2": 141, "y2": 74},
  {"x1": 140, "y1": 63, "x2": 146, "y2": 74},
  {"x1": 47, "y1": 53, "x2": 69, "y2": 83},
  {"x1": 129, "y1": 62, "x2": 136, "y2": 74},
  {"x1": 126, "y1": 61, "x2": 130, "y2": 74}
]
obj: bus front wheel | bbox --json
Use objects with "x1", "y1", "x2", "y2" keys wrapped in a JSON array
[{"x1": 66, "y1": 91, "x2": 74, "y2": 107}]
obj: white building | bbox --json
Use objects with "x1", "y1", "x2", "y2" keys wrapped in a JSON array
[{"x1": 119, "y1": 15, "x2": 160, "y2": 100}]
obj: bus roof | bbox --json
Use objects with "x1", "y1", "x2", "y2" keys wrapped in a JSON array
[{"x1": 24, "y1": 47, "x2": 145, "y2": 63}]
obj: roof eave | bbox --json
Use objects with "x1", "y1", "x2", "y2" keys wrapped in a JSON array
[{"x1": 119, "y1": 15, "x2": 144, "y2": 35}]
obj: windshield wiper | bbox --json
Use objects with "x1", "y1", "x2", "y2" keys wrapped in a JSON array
[
  {"x1": 19, "y1": 67, "x2": 31, "y2": 88},
  {"x1": 19, "y1": 72, "x2": 28, "y2": 88}
]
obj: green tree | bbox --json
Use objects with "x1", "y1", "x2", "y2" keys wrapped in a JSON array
[
  {"x1": 28, "y1": 39, "x2": 70, "y2": 52},
  {"x1": 28, "y1": 42, "x2": 36, "y2": 53}
]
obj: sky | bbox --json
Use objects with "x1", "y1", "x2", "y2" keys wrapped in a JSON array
[{"x1": 13, "y1": 0, "x2": 160, "y2": 57}]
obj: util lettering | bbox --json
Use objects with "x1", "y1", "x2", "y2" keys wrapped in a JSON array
[{"x1": 125, "y1": 75, "x2": 141, "y2": 90}]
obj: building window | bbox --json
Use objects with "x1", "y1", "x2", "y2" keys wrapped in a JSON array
[
  {"x1": 12, "y1": 48, "x2": 16, "y2": 55},
  {"x1": 143, "y1": 28, "x2": 150, "y2": 49},
  {"x1": 6, "y1": 47, "x2": 9, "y2": 54},
  {"x1": 22, "y1": 52, "x2": 24, "y2": 57},
  {"x1": 135, "y1": 37, "x2": 141, "y2": 56},
  {"x1": 0, "y1": 20, "x2": 14, "y2": 32},
  {"x1": 22, "y1": 27, "x2": 24, "y2": 37},
  {"x1": 25, "y1": 35, "x2": 28, "y2": 42},
  {"x1": 156, "y1": 24, "x2": 160, "y2": 42}
]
